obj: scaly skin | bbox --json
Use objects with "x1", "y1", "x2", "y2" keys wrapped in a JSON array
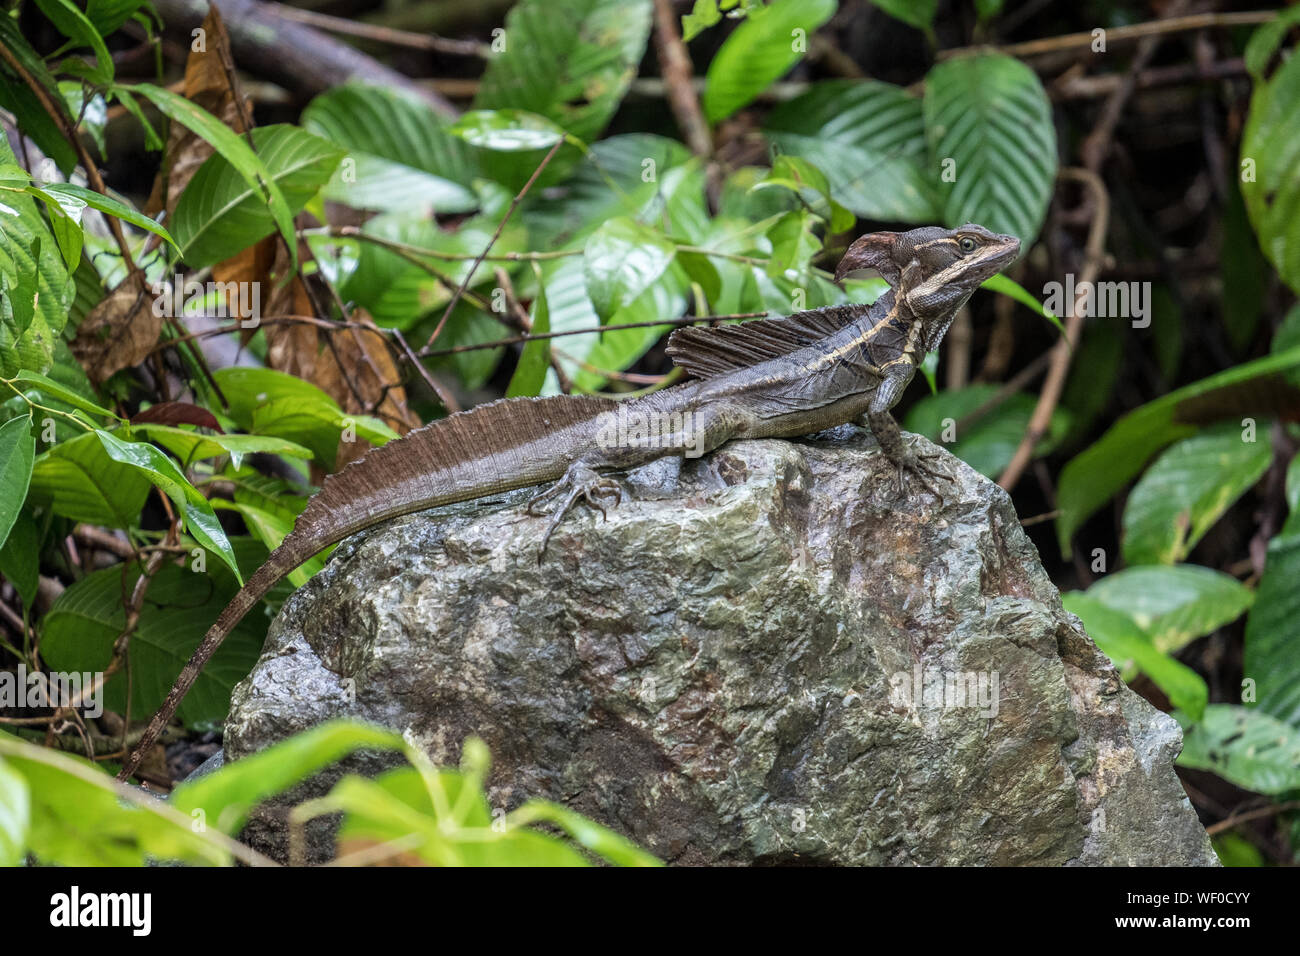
[{"x1": 119, "y1": 224, "x2": 1020, "y2": 780}]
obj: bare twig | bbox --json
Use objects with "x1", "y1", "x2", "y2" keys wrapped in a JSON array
[
  {"x1": 651, "y1": 0, "x2": 712, "y2": 157},
  {"x1": 266, "y1": 3, "x2": 489, "y2": 57},
  {"x1": 939, "y1": 10, "x2": 1276, "y2": 60}
]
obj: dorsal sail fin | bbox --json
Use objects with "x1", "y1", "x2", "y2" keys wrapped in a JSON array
[{"x1": 666, "y1": 304, "x2": 866, "y2": 379}]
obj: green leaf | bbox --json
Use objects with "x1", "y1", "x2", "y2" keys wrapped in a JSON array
[
  {"x1": 10, "y1": 368, "x2": 118, "y2": 421},
  {"x1": 89, "y1": 429, "x2": 240, "y2": 580},
  {"x1": 923, "y1": 53, "x2": 1057, "y2": 249},
  {"x1": 583, "y1": 217, "x2": 677, "y2": 320},
  {"x1": 39, "y1": 182, "x2": 178, "y2": 252},
  {"x1": 1240, "y1": 16, "x2": 1300, "y2": 294},
  {"x1": 1243, "y1": 466, "x2": 1300, "y2": 725},
  {"x1": 474, "y1": 0, "x2": 654, "y2": 145},
  {"x1": 524, "y1": 134, "x2": 695, "y2": 250},
  {"x1": 982, "y1": 272, "x2": 1067, "y2": 339},
  {"x1": 1057, "y1": 347, "x2": 1300, "y2": 553},
  {"x1": 171, "y1": 124, "x2": 341, "y2": 268},
  {"x1": 764, "y1": 79, "x2": 938, "y2": 223},
  {"x1": 1222, "y1": 180, "x2": 1268, "y2": 352},
  {"x1": 903, "y1": 384, "x2": 1071, "y2": 478},
  {"x1": 0, "y1": 138, "x2": 74, "y2": 376},
  {"x1": 126, "y1": 83, "x2": 300, "y2": 272},
  {"x1": 764, "y1": 208, "x2": 820, "y2": 279},
  {"x1": 1122, "y1": 423, "x2": 1272, "y2": 565},
  {"x1": 0, "y1": 732, "x2": 227, "y2": 866},
  {"x1": 506, "y1": 266, "x2": 552, "y2": 397},
  {"x1": 1175, "y1": 705, "x2": 1300, "y2": 795},
  {"x1": 171, "y1": 720, "x2": 412, "y2": 835},
  {"x1": 1083, "y1": 564, "x2": 1252, "y2": 654},
  {"x1": 752, "y1": 154, "x2": 853, "y2": 232},
  {"x1": 32, "y1": 0, "x2": 114, "y2": 84},
  {"x1": 447, "y1": 110, "x2": 570, "y2": 191},
  {"x1": 133, "y1": 424, "x2": 312, "y2": 469},
  {"x1": 22, "y1": 184, "x2": 83, "y2": 271},
  {"x1": 41, "y1": 562, "x2": 264, "y2": 728},
  {"x1": 681, "y1": 0, "x2": 722, "y2": 42},
  {"x1": 1063, "y1": 593, "x2": 1207, "y2": 721},
  {"x1": 0, "y1": 510, "x2": 39, "y2": 606},
  {"x1": 84, "y1": 0, "x2": 151, "y2": 36},
  {"x1": 0, "y1": 417, "x2": 35, "y2": 550},
  {"x1": 302, "y1": 84, "x2": 478, "y2": 215},
  {"x1": 28, "y1": 430, "x2": 151, "y2": 528},
  {"x1": 703, "y1": 0, "x2": 837, "y2": 123},
  {"x1": 0, "y1": 756, "x2": 29, "y2": 866},
  {"x1": 868, "y1": 0, "x2": 937, "y2": 39}
]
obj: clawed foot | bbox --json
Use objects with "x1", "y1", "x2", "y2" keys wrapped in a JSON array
[
  {"x1": 890, "y1": 449, "x2": 956, "y2": 505},
  {"x1": 526, "y1": 462, "x2": 623, "y2": 560}
]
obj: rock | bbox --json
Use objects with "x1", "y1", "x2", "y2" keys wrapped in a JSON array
[{"x1": 224, "y1": 430, "x2": 1218, "y2": 866}]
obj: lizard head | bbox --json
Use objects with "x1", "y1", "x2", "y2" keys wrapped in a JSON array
[{"x1": 835, "y1": 224, "x2": 1020, "y2": 288}]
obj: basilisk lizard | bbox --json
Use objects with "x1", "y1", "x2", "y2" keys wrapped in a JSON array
[{"x1": 119, "y1": 223, "x2": 1019, "y2": 779}]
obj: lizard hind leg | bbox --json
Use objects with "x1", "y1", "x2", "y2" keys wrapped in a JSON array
[{"x1": 526, "y1": 460, "x2": 624, "y2": 559}]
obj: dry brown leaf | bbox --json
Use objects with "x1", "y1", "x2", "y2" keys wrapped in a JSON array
[
  {"x1": 145, "y1": 5, "x2": 250, "y2": 218},
  {"x1": 68, "y1": 277, "x2": 164, "y2": 385}
]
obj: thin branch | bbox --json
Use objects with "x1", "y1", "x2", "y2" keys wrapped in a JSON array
[
  {"x1": 651, "y1": 0, "x2": 712, "y2": 157},
  {"x1": 939, "y1": 10, "x2": 1276, "y2": 60},
  {"x1": 266, "y1": 3, "x2": 489, "y2": 57}
]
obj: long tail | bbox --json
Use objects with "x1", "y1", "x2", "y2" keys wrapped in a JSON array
[{"x1": 119, "y1": 394, "x2": 615, "y2": 779}]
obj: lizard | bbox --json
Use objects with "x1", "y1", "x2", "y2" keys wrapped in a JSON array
[{"x1": 119, "y1": 222, "x2": 1020, "y2": 779}]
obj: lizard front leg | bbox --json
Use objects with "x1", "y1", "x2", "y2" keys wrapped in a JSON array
[
  {"x1": 862, "y1": 360, "x2": 955, "y2": 504},
  {"x1": 526, "y1": 401, "x2": 739, "y2": 558}
]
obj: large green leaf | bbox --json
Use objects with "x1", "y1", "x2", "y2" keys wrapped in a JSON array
[
  {"x1": 525, "y1": 135, "x2": 707, "y2": 249},
  {"x1": 1240, "y1": 11, "x2": 1300, "y2": 293},
  {"x1": 171, "y1": 124, "x2": 342, "y2": 268},
  {"x1": 0, "y1": 417, "x2": 34, "y2": 550},
  {"x1": 126, "y1": 83, "x2": 300, "y2": 272},
  {"x1": 302, "y1": 84, "x2": 478, "y2": 215},
  {"x1": 40, "y1": 561, "x2": 264, "y2": 728},
  {"x1": 923, "y1": 53, "x2": 1056, "y2": 248},
  {"x1": 1082, "y1": 564, "x2": 1252, "y2": 654},
  {"x1": 1176, "y1": 705, "x2": 1300, "y2": 795},
  {"x1": 27, "y1": 430, "x2": 151, "y2": 528},
  {"x1": 703, "y1": 0, "x2": 837, "y2": 123},
  {"x1": 1122, "y1": 423, "x2": 1272, "y2": 566},
  {"x1": 1056, "y1": 345, "x2": 1300, "y2": 553},
  {"x1": 474, "y1": 0, "x2": 653, "y2": 144},
  {"x1": 0, "y1": 18, "x2": 77, "y2": 174},
  {"x1": 1063, "y1": 592, "x2": 1207, "y2": 721},
  {"x1": 903, "y1": 384, "x2": 1071, "y2": 478},
  {"x1": 764, "y1": 79, "x2": 939, "y2": 223},
  {"x1": 584, "y1": 217, "x2": 677, "y2": 320}
]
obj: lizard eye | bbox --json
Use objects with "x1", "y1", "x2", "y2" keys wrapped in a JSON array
[{"x1": 958, "y1": 236, "x2": 978, "y2": 253}]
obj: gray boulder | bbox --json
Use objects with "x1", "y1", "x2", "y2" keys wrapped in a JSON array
[{"x1": 224, "y1": 430, "x2": 1218, "y2": 866}]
